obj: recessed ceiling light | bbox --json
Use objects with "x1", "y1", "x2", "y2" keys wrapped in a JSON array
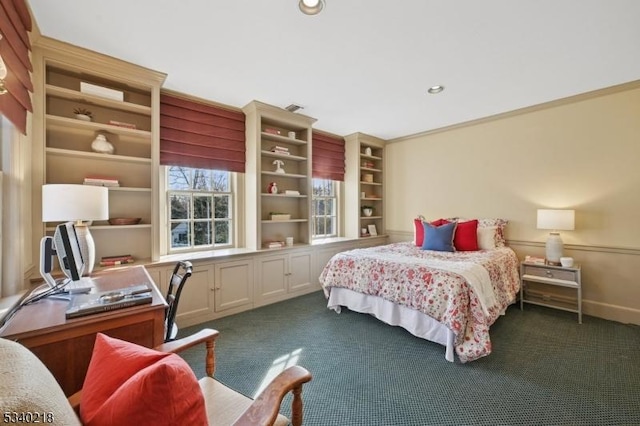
[
  {"x1": 427, "y1": 85, "x2": 444, "y2": 94},
  {"x1": 299, "y1": 0, "x2": 324, "y2": 15}
]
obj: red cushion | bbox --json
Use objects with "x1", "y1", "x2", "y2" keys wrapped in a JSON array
[
  {"x1": 80, "y1": 333, "x2": 207, "y2": 426},
  {"x1": 414, "y1": 218, "x2": 449, "y2": 246},
  {"x1": 453, "y1": 219, "x2": 479, "y2": 251}
]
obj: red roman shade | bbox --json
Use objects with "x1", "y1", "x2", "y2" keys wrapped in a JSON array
[
  {"x1": 160, "y1": 93, "x2": 245, "y2": 173},
  {"x1": 312, "y1": 130, "x2": 345, "y2": 181},
  {"x1": 0, "y1": 0, "x2": 33, "y2": 135}
]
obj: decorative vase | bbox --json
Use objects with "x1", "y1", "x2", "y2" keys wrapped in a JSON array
[
  {"x1": 364, "y1": 147, "x2": 372, "y2": 156},
  {"x1": 91, "y1": 134, "x2": 114, "y2": 154},
  {"x1": 362, "y1": 208, "x2": 373, "y2": 217},
  {"x1": 75, "y1": 114, "x2": 92, "y2": 122}
]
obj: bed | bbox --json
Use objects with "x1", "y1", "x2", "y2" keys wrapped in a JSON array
[{"x1": 319, "y1": 241, "x2": 520, "y2": 362}]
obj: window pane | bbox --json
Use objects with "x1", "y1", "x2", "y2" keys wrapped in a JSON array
[
  {"x1": 326, "y1": 199, "x2": 335, "y2": 215},
  {"x1": 214, "y1": 221, "x2": 230, "y2": 244},
  {"x1": 212, "y1": 171, "x2": 230, "y2": 192},
  {"x1": 194, "y1": 195, "x2": 212, "y2": 219},
  {"x1": 171, "y1": 222, "x2": 190, "y2": 248},
  {"x1": 170, "y1": 194, "x2": 191, "y2": 220},
  {"x1": 214, "y1": 195, "x2": 230, "y2": 218},
  {"x1": 193, "y1": 169, "x2": 213, "y2": 191},
  {"x1": 326, "y1": 217, "x2": 335, "y2": 235},
  {"x1": 194, "y1": 221, "x2": 212, "y2": 246},
  {"x1": 168, "y1": 167, "x2": 192, "y2": 190}
]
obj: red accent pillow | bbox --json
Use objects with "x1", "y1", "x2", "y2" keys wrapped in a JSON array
[
  {"x1": 414, "y1": 218, "x2": 449, "y2": 246},
  {"x1": 453, "y1": 219, "x2": 479, "y2": 251},
  {"x1": 80, "y1": 333, "x2": 207, "y2": 426}
]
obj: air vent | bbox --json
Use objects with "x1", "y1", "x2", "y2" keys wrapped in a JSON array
[{"x1": 285, "y1": 103, "x2": 304, "y2": 113}]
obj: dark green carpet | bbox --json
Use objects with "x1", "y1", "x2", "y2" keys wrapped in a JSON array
[{"x1": 180, "y1": 291, "x2": 640, "y2": 426}]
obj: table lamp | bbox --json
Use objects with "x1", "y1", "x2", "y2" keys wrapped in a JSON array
[
  {"x1": 42, "y1": 184, "x2": 109, "y2": 275},
  {"x1": 536, "y1": 209, "x2": 575, "y2": 265}
]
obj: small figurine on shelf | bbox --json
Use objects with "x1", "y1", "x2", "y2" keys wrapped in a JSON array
[
  {"x1": 364, "y1": 146, "x2": 372, "y2": 156},
  {"x1": 267, "y1": 182, "x2": 278, "y2": 194},
  {"x1": 91, "y1": 133, "x2": 114, "y2": 154},
  {"x1": 273, "y1": 159, "x2": 285, "y2": 174}
]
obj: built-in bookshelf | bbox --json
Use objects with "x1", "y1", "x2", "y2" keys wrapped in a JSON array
[
  {"x1": 243, "y1": 101, "x2": 317, "y2": 250},
  {"x1": 345, "y1": 133, "x2": 386, "y2": 238},
  {"x1": 33, "y1": 36, "x2": 166, "y2": 265}
]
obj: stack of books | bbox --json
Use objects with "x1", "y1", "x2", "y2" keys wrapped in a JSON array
[
  {"x1": 84, "y1": 175, "x2": 120, "y2": 187},
  {"x1": 100, "y1": 254, "x2": 135, "y2": 266},
  {"x1": 270, "y1": 146, "x2": 290, "y2": 155}
]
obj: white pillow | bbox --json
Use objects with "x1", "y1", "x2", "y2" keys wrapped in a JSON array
[{"x1": 477, "y1": 226, "x2": 497, "y2": 250}]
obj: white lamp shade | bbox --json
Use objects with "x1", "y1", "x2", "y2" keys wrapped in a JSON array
[
  {"x1": 537, "y1": 209, "x2": 575, "y2": 231},
  {"x1": 42, "y1": 184, "x2": 109, "y2": 222}
]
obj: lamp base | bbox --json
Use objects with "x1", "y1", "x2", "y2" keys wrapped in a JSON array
[
  {"x1": 74, "y1": 222, "x2": 96, "y2": 276},
  {"x1": 545, "y1": 232, "x2": 564, "y2": 266}
]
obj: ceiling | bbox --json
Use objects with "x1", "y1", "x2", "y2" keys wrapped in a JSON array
[{"x1": 28, "y1": 0, "x2": 640, "y2": 140}]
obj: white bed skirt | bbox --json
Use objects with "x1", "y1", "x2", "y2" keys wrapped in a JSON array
[{"x1": 327, "y1": 288, "x2": 456, "y2": 362}]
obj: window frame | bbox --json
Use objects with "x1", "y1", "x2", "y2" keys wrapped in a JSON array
[
  {"x1": 311, "y1": 178, "x2": 339, "y2": 239},
  {"x1": 165, "y1": 166, "x2": 235, "y2": 253}
]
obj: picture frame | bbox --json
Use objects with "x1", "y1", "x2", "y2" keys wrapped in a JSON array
[{"x1": 367, "y1": 224, "x2": 377, "y2": 236}]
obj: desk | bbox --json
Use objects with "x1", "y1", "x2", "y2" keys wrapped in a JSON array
[{"x1": 0, "y1": 266, "x2": 167, "y2": 396}]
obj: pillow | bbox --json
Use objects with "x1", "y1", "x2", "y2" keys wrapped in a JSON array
[
  {"x1": 413, "y1": 216, "x2": 425, "y2": 246},
  {"x1": 80, "y1": 333, "x2": 207, "y2": 426},
  {"x1": 477, "y1": 226, "x2": 498, "y2": 250},
  {"x1": 453, "y1": 219, "x2": 479, "y2": 251},
  {"x1": 477, "y1": 218, "x2": 508, "y2": 247},
  {"x1": 413, "y1": 216, "x2": 449, "y2": 246},
  {"x1": 422, "y1": 221, "x2": 457, "y2": 252}
]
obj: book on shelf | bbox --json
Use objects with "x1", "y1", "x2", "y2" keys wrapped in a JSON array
[
  {"x1": 108, "y1": 120, "x2": 137, "y2": 129},
  {"x1": 265, "y1": 241, "x2": 285, "y2": 249},
  {"x1": 83, "y1": 175, "x2": 120, "y2": 187},
  {"x1": 270, "y1": 146, "x2": 290, "y2": 155},
  {"x1": 65, "y1": 284, "x2": 152, "y2": 319},
  {"x1": 524, "y1": 255, "x2": 546, "y2": 264},
  {"x1": 100, "y1": 254, "x2": 134, "y2": 266}
]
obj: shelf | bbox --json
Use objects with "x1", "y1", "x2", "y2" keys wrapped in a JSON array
[
  {"x1": 91, "y1": 224, "x2": 152, "y2": 230},
  {"x1": 360, "y1": 153, "x2": 382, "y2": 161},
  {"x1": 46, "y1": 147, "x2": 152, "y2": 164},
  {"x1": 46, "y1": 115, "x2": 152, "y2": 140},
  {"x1": 46, "y1": 84, "x2": 152, "y2": 116},
  {"x1": 261, "y1": 193, "x2": 308, "y2": 198},
  {"x1": 261, "y1": 150, "x2": 307, "y2": 161},
  {"x1": 261, "y1": 132, "x2": 307, "y2": 145},
  {"x1": 360, "y1": 216, "x2": 383, "y2": 220},
  {"x1": 360, "y1": 181, "x2": 382, "y2": 186},
  {"x1": 261, "y1": 219, "x2": 308, "y2": 224},
  {"x1": 261, "y1": 171, "x2": 307, "y2": 179},
  {"x1": 360, "y1": 166, "x2": 382, "y2": 172},
  {"x1": 107, "y1": 186, "x2": 152, "y2": 193}
]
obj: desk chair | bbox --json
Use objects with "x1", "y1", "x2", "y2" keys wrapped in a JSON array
[
  {"x1": 165, "y1": 260, "x2": 193, "y2": 342},
  {"x1": 1, "y1": 329, "x2": 312, "y2": 425}
]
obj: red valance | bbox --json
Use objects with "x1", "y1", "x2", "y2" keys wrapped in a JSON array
[
  {"x1": 0, "y1": 0, "x2": 33, "y2": 135},
  {"x1": 312, "y1": 131, "x2": 345, "y2": 181},
  {"x1": 160, "y1": 93, "x2": 246, "y2": 173}
]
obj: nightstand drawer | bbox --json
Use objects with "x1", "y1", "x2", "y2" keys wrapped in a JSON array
[{"x1": 522, "y1": 266, "x2": 577, "y2": 281}]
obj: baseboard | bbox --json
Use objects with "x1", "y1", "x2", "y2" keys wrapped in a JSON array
[{"x1": 583, "y1": 300, "x2": 640, "y2": 325}]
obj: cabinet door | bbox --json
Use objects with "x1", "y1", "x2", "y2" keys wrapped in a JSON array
[
  {"x1": 214, "y1": 259, "x2": 254, "y2": 312},
  {"x1": 257, "y1": 255, "x2": 288, "y2": 301},
  {"x1": 289, "y1": 250, "x2": 313, "y2": 293},
  {"x1": 171, "y1": 264, "x2": 215, "y2": 325}
]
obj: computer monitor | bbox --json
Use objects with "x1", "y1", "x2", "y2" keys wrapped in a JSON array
[{"x1": 40, "y1": 222, "x2": 87, "y2": 290}]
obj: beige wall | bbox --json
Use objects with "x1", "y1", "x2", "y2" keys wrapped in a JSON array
[{"x1": 385, "y1": 83, "x2": 640, "y2": 324}]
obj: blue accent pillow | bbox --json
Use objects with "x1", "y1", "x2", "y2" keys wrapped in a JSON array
[{"x1": 422, "y1": 221, "x2": 457, "y2": 252}]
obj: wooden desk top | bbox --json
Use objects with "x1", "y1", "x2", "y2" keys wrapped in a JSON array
[{"x1": 0, "y1": 265, "x2": 167, "y2": 340}]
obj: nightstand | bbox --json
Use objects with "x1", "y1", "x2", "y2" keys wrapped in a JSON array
[{"x1": 520, "y1": 261, "x2": 582, "y2": 323}]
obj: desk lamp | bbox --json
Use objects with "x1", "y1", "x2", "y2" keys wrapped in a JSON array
[
  {"x1": 42, "y1": 184, "x2": 109, "y2": 275},
  {"x1": 537, "y1": 209, "x2": 575, "y2": 265}
]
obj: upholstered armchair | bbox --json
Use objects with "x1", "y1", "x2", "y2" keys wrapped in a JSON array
[{"x1": 0, "y1": 328, "x2": 312, "y2": 425}]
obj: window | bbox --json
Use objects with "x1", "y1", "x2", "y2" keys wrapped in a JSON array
[
  {"x1": 312, "y1": 179, "x2": 338, "y2": 238},
  {"x1": 167, "y1": 166, "x2": 233, "y2": 251}
]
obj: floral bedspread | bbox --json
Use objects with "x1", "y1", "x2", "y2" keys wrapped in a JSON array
[{"x1": 319, "y1": 242, "x2": 520, "y2": 362}]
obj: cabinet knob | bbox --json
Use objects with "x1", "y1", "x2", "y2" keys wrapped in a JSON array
[{"x1": 545, "y1": 270, "x2": 553, "y2": 277}]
